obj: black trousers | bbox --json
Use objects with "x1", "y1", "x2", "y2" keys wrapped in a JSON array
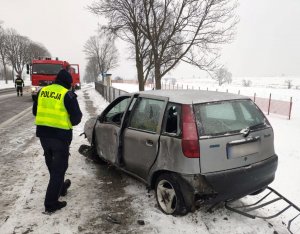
[
  {"x1": 16, "y1": 87, "x2": 23, "y2": 95},
  {"x1": 40, "y1": 137, "x2": 70, "y2": 207}
]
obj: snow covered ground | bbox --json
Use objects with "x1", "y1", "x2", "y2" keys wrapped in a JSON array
[
  {"x1": 0, "y1": 79, "x2": 299, "y2": 234},
  {"x1": 0, "y1": 80, "x2": 31, "y2": 90}
]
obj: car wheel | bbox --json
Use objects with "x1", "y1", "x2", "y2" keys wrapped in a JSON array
[{"x1": 155, "y1": 173, "x2": 188, "y2": 215}]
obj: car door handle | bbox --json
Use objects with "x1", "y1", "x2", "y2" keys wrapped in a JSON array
[{"x1": 146, "y1": 140, "x2": 154, "y2": 147}]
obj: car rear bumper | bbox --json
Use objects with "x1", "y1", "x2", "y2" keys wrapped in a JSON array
[{"x1": 202, "y1": 155, "x2": 278, "y2": 204}]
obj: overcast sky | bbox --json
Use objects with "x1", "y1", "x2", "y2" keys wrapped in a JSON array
[{"x1": 0, "y1": 0, "x2": 300, "y2": 79}]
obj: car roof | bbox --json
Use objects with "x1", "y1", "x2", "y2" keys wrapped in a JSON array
[{"x1": 138, "y1": 90, "x2": 249, "y2": 104}]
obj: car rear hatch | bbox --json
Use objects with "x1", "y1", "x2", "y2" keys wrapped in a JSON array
[{"x1": 193, "y1": 99, "x2": 275, "y2": 174}]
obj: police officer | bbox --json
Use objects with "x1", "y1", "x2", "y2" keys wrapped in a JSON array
[
  {"x1": 32, "y1": 69, "x2": 82, "y2": 213},
  {"x1": 15, "y1": 75, "x2": 24, "y2": 96}
]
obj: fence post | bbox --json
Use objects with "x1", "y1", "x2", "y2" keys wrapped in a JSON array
[
  {"x1": 199, "y1": 86, "x2": 200, "y2": 90},
  {"x1": 267, "y1": 93, "x2": 271, "y2": 115},
  {"x1": 289, "y1": 97, "x2": 293, "y2": 120},
  {"x1": 187, "y1": 85, "x2": 189, "y2": 90},
  {"x1": 254, "y1": 93, "x2": 256, "y2": 103},
  {"x1": 226, "y1": 89, "x2": 228, "y2": 93},
  {"x1": 109, "y1": 87, "x2": 111, "y2": 102},
  {"x1": 110, "y1": 87, "x2": 112, "y2": 102},
  {"x1": 182, "y1": 84, "x2": 183, "y2": 89},
  {"x1": 113, "y1": 87, "x2": 115, "y2": 100},
  {"x1": 119, "y1": 89, "x2": 121, "y2": 97},
  {"x1": 238, "y1": 90, "x2": 240, "y2": 95},
  {"x1": 165, "y1": 83, "x2": 167, "y2": 90},
  {"x1": 207, "y1": 87, "x2": 208, "y2": 91},
  {"x1": 107, "y1": 86, "x2": 109, "y2": 102}
]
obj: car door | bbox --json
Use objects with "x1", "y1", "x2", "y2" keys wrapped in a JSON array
[
  {"x1": 94, "y1": 95, "x2": 132, "y2": 164},
  {"x1": 122, "y1": 95, "x2": 168, "y2": 180}
]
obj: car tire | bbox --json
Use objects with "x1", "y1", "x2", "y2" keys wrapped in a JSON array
[{"x1": 155, "y1": 173, "x2": 188, "y2": 216}]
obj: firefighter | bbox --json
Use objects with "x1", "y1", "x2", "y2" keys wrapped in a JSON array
[
  {"x1": 15, "y1": 75, "x2": 24, "y2": 96},
  {"x1": 32, "y1": 69, "x2": 82, "y2": 213}
]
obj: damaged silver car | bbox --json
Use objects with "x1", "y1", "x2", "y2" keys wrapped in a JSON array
[{"x1": 81, "y1": 90, "x2": 278, "y2": 215}]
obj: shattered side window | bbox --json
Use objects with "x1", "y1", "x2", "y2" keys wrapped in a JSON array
[
  {"x1": 104, "y1": 97, "x2": 131, "y2": 125},
  {"x1": 162, "y1": 103, "x2": 181, "y2": 136},
  {"x1": 129, "y1": 98, "x2": 164, "y2": 132}
]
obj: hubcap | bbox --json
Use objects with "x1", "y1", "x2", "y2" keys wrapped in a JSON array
[{"x1": 156, "y1": 179, "x2": 177, "y2": 214}]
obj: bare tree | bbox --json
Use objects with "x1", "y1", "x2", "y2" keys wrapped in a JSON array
[
  {"x1": 285, "y1": 80, "x2": 292, "y2": 89},
  {"x1": 27, "y1": 41, "x2": 51, "y2": 63},
  {"x1": 213, "y1": 67, "x2": 232, "y2": 86},
  {"x1": 83, "y1": 32, "x2": 118, "y2": 82},
  {"x1": 89, "y1": 0, "x2": 237, "y2": 90},
  {"x1": 84, "y1": 57, "x2": 101, "y2": 83},
  {"x1": 0, "y1": 24, "x2": 51, "y2": 83},
  {"x1": 242, "y1": 79, "x2": 252, "y2": 87},
  {"x1": 5, "y1": 29, "x2": 31, "y2": 79},
  {"x1": 0, "y1": 25, "x2": 9, "y2": 83},
  {"x1": 137, "y1": 0, "x2": 238, "y2": 89},
  {"x1": 88, "y1": 0, "x2": 155, "y2": 91}
]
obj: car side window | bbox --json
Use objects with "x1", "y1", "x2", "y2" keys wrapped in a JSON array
[
  {"x1": 129, "y1": 98, "x2": 164, "y2": 132},
  {"x1": 103, "y1": 97, "x2": 131, "y2": 126},
  {"x1": 163, "y1": 103, "x2": 181, "y2": 136}
]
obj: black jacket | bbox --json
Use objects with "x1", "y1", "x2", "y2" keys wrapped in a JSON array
[
  {"x1": 15, "y1": 78, "x2": 24, "y2": 87},
  {"x1": 32, "y1": 83, "x2": 82, "y2": 143}
]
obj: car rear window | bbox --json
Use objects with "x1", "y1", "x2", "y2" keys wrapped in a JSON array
[{"x1": 193, "y1": 99, "x2": 268, "y2": 137}]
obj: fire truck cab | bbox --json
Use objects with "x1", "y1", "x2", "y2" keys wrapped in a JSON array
[{"x1": 27, "y1": 57, "x2": 80, "y2": 100}]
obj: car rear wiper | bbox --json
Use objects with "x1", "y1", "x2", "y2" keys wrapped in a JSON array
[
  {"x1": 240, "y1": 127, "x2": 250, "y2": 137},
  {"x1": 240, "y1": 121, "x2": 269, "y2": 137},
  {"x1": 249, "y1": 120, "x2": 269, "y2": 130}
]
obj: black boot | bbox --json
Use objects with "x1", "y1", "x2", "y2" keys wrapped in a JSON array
[
  {"x1": 60, "y1": 179, "x2": 71, "y2": 197},
  {"x1": 45, "y1": 201, "x2": 67, "y2": 213}
]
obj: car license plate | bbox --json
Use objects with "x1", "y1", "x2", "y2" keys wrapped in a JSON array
[{"x1": 227, "y1": 141, "x2": 259, "y2": 159}]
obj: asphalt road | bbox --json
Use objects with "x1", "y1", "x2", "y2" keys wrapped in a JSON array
[{"x1": 0, "y1": 88, "x2": 32, "y2": 125}]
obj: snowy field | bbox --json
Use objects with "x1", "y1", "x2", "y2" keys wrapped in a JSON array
[{"x1": 0, "y1": 79, "x2": 300, "y2": 234}]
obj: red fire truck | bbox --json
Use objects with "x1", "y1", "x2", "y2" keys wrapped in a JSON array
[{"x1": 27, "y1": 57, "x2": 80, "y2": 100}]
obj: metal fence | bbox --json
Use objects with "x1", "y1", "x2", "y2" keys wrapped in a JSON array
[
  {"x1": 159, "y1": 83, "x2": 293, "y2": 120},
  {"x1": 95, "y1": 82, "x2": 128, "y2": 103},
  {"x1": 95, "y1": 81, "x2": 293, "y2": 119}
]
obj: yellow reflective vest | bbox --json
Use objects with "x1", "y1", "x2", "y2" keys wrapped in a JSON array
[{"x1": 35, "y1": 84, "x2": 72, "y2": 130}]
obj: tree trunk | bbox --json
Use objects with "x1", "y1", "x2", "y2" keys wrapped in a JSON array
[
  {"x1": 154, "y1": 60, "x2": 161, "y2": 90},
  {"x1": 136, "y1": 63, "x2": 144, "y2": 91},
  {"x1": 3, "y1": 64, "x2": 8, "y2": 84},
  {"x1": 134, "y1": 38, "x2": 145, "y2": 91}
]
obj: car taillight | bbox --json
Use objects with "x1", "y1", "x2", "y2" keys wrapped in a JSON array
[{"x1": 181, "y1": 104, "x2": 200, "y2": 158}]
